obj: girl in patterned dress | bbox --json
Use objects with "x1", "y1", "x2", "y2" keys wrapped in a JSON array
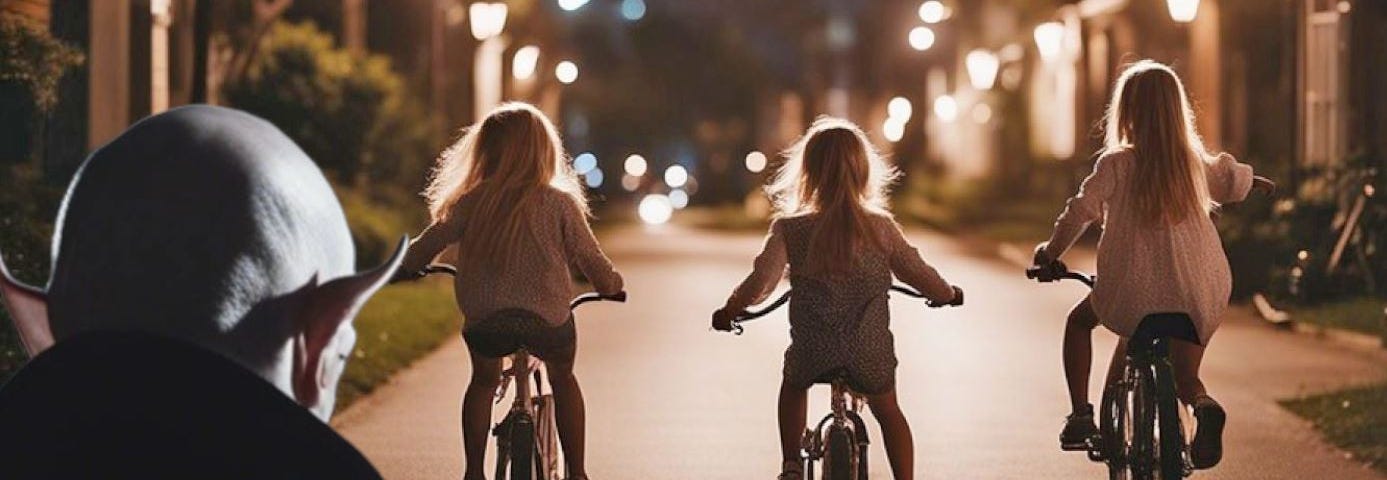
[
  {"x1": 1033, "y1": 61, "x2": 1273, "y2": 469},
  {"x1": 399, "y1": 103, "x2": 623, "y2": 480},
  {"x1": 713, "y1": 117, "x2": 962, "y2": 480}
]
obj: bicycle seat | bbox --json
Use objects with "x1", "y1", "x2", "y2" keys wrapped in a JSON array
[{"x1": 1128, "y1": 313, "x2": 1201, "y2": 350}]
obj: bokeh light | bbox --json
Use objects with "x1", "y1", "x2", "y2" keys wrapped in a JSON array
[
  {"x1": 556, "y1": 61, "x2": 579, "y2": 84},
  {"x1": 1032, "y1": 22, "x2": 1063, "y2": 63},
  {"x1": 620, "y1": 0, "x2": 646, "y2": 21},
  {"x1": 883, "y1": 117, "x2": 905, "y2": 142},
  {"x1": 584, "y1": 167, "x2": 604, "y2": 188},
  {"x1": 512, "y1": 45, "x2": 540, "y2": 80},
  {"x1": 744, "y1": 151, "x2": 768, "y2": 173},
  {"x1": 624, "y1": 154, "x2": 648, "y2": 176},
  {"x1": 638, "y1": 194, "x2": 673, "y2": 225},
  {"x1": 908, "y1": 26, "x2": 935, "y2": 51},
  {"x1": 573, "y1": 152, "x2": 597, "y2": 174},
  {"x1": 972, "y1": 103, "x2": 993, "y2": 124},
  {"x1": 966, "y1": 49, "x2": 999, "y2": 90},
  {"x1": 621, "y1": 174, "x2": 641, "y2": 191},
  {"x1": 669, "y1": 189, "x2": 689, "y2": 209},
  {"x1": 933, "y1": 95, "x2": 958, "y2": 122},
  {"x1": 664, "y1": 165, "x2": 688, "y2": 188},
  {"x1": 918, "y1": 1, "x2": 946, "y2": 23},
  {"x1": 888, "y1": 96, "x2": 912, "y2": 121},
  {"x1": 557, "y1": 0, "x2": 589, "y2": 12}
]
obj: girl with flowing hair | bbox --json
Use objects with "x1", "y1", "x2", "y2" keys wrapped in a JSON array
[
  {"x1": 399, "y1": 103, "x2": 623, "y2": 480},
  {"x1": 1033, "y1": 61, "x2": 1273, "y2": 469},
  {"x1": 713, "y1": 117, "x2": 962, "y2": 480}
]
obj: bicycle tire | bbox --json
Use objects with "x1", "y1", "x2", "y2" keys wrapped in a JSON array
[
  {"x1": 1153, "y1": 354, "x2": 1187, "y2": 480},
  {"x1": 1132, "y1": 367, "x2": 1158, "y2": 480},
  {"x1": 509, "y1": 415, "x2": 537, "y2": 480},
  {"x1": 1105, "y1": 378, "x2": 1133, "y2": 480},
  {"x1": 824, "y1": 425, "x2": 855, "y2": 480}
]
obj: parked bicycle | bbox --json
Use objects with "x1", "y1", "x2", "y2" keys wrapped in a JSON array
[
  {"x1": 1027, "y1": 263, "x2": 1195, "y2": 480},
  {"x1": 721, "y1": 284, "x2": 963, "y2": 480},
  {"x1": 414, "y1": 264, "x2": 626, "y2": 480}
]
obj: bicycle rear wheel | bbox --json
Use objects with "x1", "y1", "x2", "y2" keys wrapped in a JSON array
[
  {"x1": 823, "y1": 425, "x2": 856, "y2": 480},
  {"x1": 1132, "y1": 367, "x2": 1158, "y2": 480},
  {"x1": 1153, "y1": 355, "x2": 1187, "y2": 479},
  {"x1": 1103, "y1": 379, "x2": 1133, "y2": 480},
  {"x1": 508, "y1": 414, "x2": 537, "y2": 480}
]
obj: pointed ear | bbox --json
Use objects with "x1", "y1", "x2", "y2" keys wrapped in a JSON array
[
  {"x1": 292, "y1": 237, "x2": 406, "y2": 410},
  {"x1": 0, "y1": 247, "x2": 52, "y2": 356}
]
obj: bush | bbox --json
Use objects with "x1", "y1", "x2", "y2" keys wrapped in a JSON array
[{"x1": 0, "y1": 13, "x2": 83, "y2": 164}]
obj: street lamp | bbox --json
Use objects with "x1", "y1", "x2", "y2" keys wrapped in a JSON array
[
  {"x1": 965, "y1": 49, "x2": 999, "y2": 90},
  {"x1": 555, "y1": 61, "x2": 579, "y2": 84},
  {"x1": 624, "y1": 154, "x2": 648, "y2": 176},
  {"x1": 469, "y1": 2, "x2": 508, "y2": 40},
  {"x1": 918, "y1": 1, "x2": 947, "y2": 24},
  {"x1": 1033, "y1": 22, "x2": 1064, "y2": 63},
  {"x1": 1166, "y1": 0, "x2": 1200, "y2": 23},
  {"x1": 664, "y1": 165, "x2": 688, "y2": 188},
  {"x1": 512, "y1": 45, "x2": 540, "y2": 80},
  {"x1": 558, "y1": 0, "x2": 590, "y2": 12},
  {"x1": 908, "y1": 26, "x2": 935, "y2": 51},
  {"x1": 744, "y1": 151, "x2": 767, "y2": 173},
  {"x1": 933, "y1": 95, "x2": 958, "y2": 122},
  {"x1": 888, "y1": 96, "x2": 913, "y2": 121},
  {"x1": 883, "y1": 117, "x2": 906, "y2": 143}
]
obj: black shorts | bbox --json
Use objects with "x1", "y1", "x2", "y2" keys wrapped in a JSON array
[{"x1": 462, "y1": 309, "x2": 576, "y2": 361}]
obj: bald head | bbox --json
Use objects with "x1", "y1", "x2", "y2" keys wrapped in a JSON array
[{"x1": 1, "y1": 105, "x2": 402, "y2": 418}]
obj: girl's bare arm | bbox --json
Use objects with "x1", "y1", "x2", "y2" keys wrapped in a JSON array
[
  {"x1": 561, "y1": 198, "x2": 624, "y2": 295},
  {"x1": 1043, "y1": 151, "x2": 1120, "y2": 261},
  {"x1": 724, "y1": 220, "x2": 788, "y2": 312},
  {"x1": 885, "y1": 220, "x2": 957, "y2": 303}
]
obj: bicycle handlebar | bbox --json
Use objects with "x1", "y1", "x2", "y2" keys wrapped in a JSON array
[
  {"x1": 1025, "y1": 263, "x2": 1096, "y2": 288},
  {"x1": 407, "y1": 264, "x2": 627, "y2": 310},
  {"x1": 726, "y1": 284, "x2": 963, "y2": 335}
]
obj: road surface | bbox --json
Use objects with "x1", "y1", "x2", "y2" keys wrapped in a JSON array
[{"x1": 335, "y1": 225, "x2": 1387, "y2": 479}]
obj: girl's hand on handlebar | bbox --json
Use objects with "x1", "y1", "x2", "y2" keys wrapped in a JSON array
[
  {"x1": 1251, "y1": 176, "x2": 1277, "y2": 197},
  {"x1": 711, "y1": 307, "x2": 741, "y2": 332}
]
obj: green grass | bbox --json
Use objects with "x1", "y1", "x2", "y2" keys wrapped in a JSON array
[
  {"x1": 1282, "y1": 382, "x2": 1387, "y2": 474},
  {"x1": 336, "y1": 277, "x2": 461, "y2": 409},
  {"x1": 1291, "y1": 296, "x2": 1386, "y2": 337}
]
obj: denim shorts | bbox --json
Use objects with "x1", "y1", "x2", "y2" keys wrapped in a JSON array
[{"x1": 461, "y1": 309, "x2": 576, "y2": 361}]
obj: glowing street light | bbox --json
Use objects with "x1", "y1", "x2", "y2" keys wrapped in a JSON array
[
  {"x1": 555, "y1": 60, "x2": 579, "y2": 84},
  {"x1": 933, "y1": 95, "x2": 958, "y2": 122},
  {"x1": 669, "y1": 189, "x2": 689, "y2": 209},
  {"x1": 512, "y1": 45, "x2": 540, "y2": 80},
  {"x1": 620, "y1": 0, "x2": 647, "y2": 21},
  {"x1": 883, "y1": 117, "x2": 906, "y2": 143},
  {"x1": 573, "y1": 152, "x2": 597, "y2": 175},
  {"x1": 908, "y1": 26, "x2": 935, "y2": 51},
  {"x1": 1033, "y1": 22, "x2": 1064, "y2": 63},
  {"x1": 1166, "y1": 0, "x2": 1200, "y2": 23},
  {"x1": 624, "y1": 154, "x2": 648, "y2": 176},
  {"x1": 664, "y1": 165, "x2": 688, "y2": 188},
  {"x1": 469, "y1": 2, "x2": 508, "y2": 41},
  {"x1": 558, "y1": 0, "x2": 590, "y2": 12},
  {"x1": 621, "y1": 174, "x2": 641, "y2": 191},
  {"x1": 965, "y1": 49, "x2": 999, "y2": 90},
  {"x1": 584, "y1": 167, "x2": 604, "y2": 188},
  {"x1": 888, "y1": 96, "x2": 912, "y2": 121},
  {"x1": 638, "y1": 194, "x2": 673, "y2": 225},
  {"x1": 744, "y1": 151, "x2": 768, "y2": 173},
  {"x1": 918, "y1": 1, "x2": 947, "y2": 24}
]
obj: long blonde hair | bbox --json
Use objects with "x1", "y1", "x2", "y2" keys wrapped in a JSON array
[
  {"x1": 768, "y1": 117, "x2": 899, "y2": 273},
  {"x1": 1103, "y1": 60, "x2": 1214, "y2": 225},
  {"x1": 423, "y1": 103, "x2": 587, "y2": 262}
]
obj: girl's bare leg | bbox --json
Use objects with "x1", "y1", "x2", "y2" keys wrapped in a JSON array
[
  {"x1": 545, "y1": 346, "x2": 587, "y2": 478},
  {"x1": 1169, "y1": 339, "x2": 1208, "y2": 405},
  {"x1": 462, "y1": 350, "x2": 503, "y2": 480},
  {"x1": 866, "y1": 389, "x2": 915, "y2": 480},
  {"x1": 1063, "y1": 295, "x2": 1100, "y2": 412},
  {"x1": 778, "y1": 380, "x2": 808, "y2": 466}
]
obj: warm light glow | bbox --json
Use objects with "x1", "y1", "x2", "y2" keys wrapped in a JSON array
[
  {"x1": 908, "y1": 26, "x2": 936, "y2": 51},
  {"x1": 744, "y1": 151, "x2": 768, "y2": 173},
  {"x1": 638, "y1": 194, "x2": 673, "y2": 225},
  {"x1": 512, "y1": 45, "x2": 540, "y2": 80},
  {"x1": 555, "y1": 61, "x2": 579, "y2": 84},
  {"x1": 469, "y1": 2, "x2": 508, "y2": 41},
  {"x1": 584, "y1": 167, "x2": 604, "y2": 188},
  {"x1": 1166, "y1": 0, "x2": 1200, "y2": 23},
  {"x1": 1337, "y1": 1, "x2": 1351, "y2": 13},
  {"x1": 558, "y1": 0, "x2": 590, "y2": 12},
  {"x1": 883, "y1": 117, "x2": 906, "y2": 142},
  {"x1": 621, "y1": 174, "x2": 641, "y2": 191},
  {"x1": 1033, "y1": 22, "x2": 1064, "y2": 63},
  {"x1": 664, "y1": 165, "x2": 689, "y2": 188},
  {"x1": 933, "y1": 95, "x2": 958, "y2": 122},
  {"x1": 669, "y1": 189, "x2": 689, "y2": 209},
  {"x1": 918, "y1": 1, "x2": 946, "y2": 23},
  {"x1": 965, "y1": 49, "x2": 999, "y2": 90},
  {"x1": 624, "y1": 154, "x2": 648, "y2": 176},
  {"x1": 888, "y1": 96, "x2": 912, "y2": 121},
  {"x1": 972, "y1": 103, "x2": 993, "y2": 124},
  {"x1": 620, "y1": 0, "x2": 647, "y2": 21},
  {"x1": 573, "y1": 152, "x2": 597, "y2": 175}
]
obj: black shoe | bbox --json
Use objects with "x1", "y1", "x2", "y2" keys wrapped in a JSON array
[
  {"x1": 1191, "y1": 396, "x2": 1226, "y2": 469},
  {"x1": 1061, "y1": 404, "x2": 1099, "y2": 451}
]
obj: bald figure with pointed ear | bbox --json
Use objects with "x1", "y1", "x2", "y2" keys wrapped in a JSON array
[{"x1": 0, "y1": 106, "x2": 396, "y2": 479}]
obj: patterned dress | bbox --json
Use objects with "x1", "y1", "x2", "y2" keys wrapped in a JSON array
[
  {"x1": 727, "y1": 213, "x2": 956, "y2": 394},
  {"x1": 1043, "y1": 150, "x2": 1255, "y2": 344}
]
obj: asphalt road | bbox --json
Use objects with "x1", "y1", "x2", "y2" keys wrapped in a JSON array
[{"x1": 336, "y1": 225, "x2": 1387, "y2": 479}]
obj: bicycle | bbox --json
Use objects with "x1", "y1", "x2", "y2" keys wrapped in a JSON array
[
  {"x1": 721, "y1": 284, "x2": 963, "y2": 480},
  {"x1": 1027, "y1": 263, "x2": 1197, "y2": 480},
  {"x1": 413, "y1": 264, "x2": 626, "y2": 480}
]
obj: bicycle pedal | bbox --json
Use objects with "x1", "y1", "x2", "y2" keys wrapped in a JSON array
[{"x1": 1060, "y1": 442, "x2": 1091, "y2": 452}]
